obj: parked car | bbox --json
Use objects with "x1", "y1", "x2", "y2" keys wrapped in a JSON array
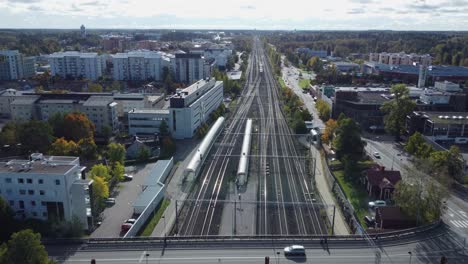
[
  {"x1": 105, "y1": 198, "x2": 116, "y2": 205},
  {"x1": 368, "y1": 200, "x2": 386, "y2": 209},
  {"x1": 373, "y1": 152, "x2": 381, "y2": 159},
  {"x1": 123, "y1": 174, "x2": 134, "y2": 181},
  {"x1": 364, "y1": 216, "x2": 375, "y2": 227},
  {"x1": 284, "y1": 245, "x2": 305, "y2": 256},
  {"x1": 121, "y1": 218, "x2": 137, "y2": 232}
]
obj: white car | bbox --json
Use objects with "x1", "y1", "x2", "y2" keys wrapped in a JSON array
[
  {"x1": 284, "y1": 245, "x2": 305, "y2": 256},
  {"x1": 368, "y1": 200, "x2": 386, "y2": 209},
  {"x1": 373, "y1": 152, "x2": 381, "y2": 159},
  {"x1": 123, "y1": 174, "x2": 134, "y2": 181}
]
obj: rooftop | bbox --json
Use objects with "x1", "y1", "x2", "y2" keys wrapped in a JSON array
[
  {"x1": 128, "y1": 109, "x2": 170, "y2": 115},
  {"x1": 420, "y1": 111, "x2": 468, "y2": 124},
  {"x1": 366, "y1": 62, "x2": 468, "y2": 77},
  {"x1": 0, "y1": 160, "x2": 78, "y2": 175},
  {"x1": 112, "y1": 51, "x2": 162, "y2": 59},
  {"x1": 48, "y1": 51, "x2": 99, "y2": 58},
  {"x1": 10, "y1": 95, "x2": 40, "y2": 105},
  {"x1": 144, "y1": 159, "x2": 173, "y2": 186},
  {"x1": 366, "y1": 165, "x2": 401, "y2": 187},
  {"x1": 83, "y1": 96, "x2": 115, "y2": 107}
]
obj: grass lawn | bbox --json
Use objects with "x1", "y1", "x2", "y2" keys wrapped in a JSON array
[
  {"x1": 278, "y1": 77, "x2": 287, "y2": 89},
  {"x1": 138, "y1": 198, "x2": 171, "y2": 237},
  {"x1": 333, "y1": 170, "x2": 369, "y2": 227},
  {"x1": 298, "y1": 78, "x2": 310, "y2": 89}
]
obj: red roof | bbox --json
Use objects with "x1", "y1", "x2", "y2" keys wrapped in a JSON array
[{"x1": 366, "y1": 165, "x2": 401, "y2": 188}]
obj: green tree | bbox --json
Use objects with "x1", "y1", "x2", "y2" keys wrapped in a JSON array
[
  {"x1": 89, "y1": 164, "x2": 110, "y2": 181},
  {"x1": 77, "y1": 138, "x2": 98, "y2": 160},
  {"x1": 0, "y1": 122, "x2": 18, "y2": 146},
  {"x1": 381, "y1": 84, "x2": 416, "y2": 140},
  {"x1": 49, "y1": 137, "x2": 78, "y2": 156},
  {"x1": 0, "y1": 197, "x2": 15, "y2": 242},
  {"x1": 161, "y1": 136, "x2": 176, "y2": 157},
  {"x1": 63, "y1": 112, "x2": 95, "y2": 142},
  {"x1": 159, "y1": 119, "x2": 169, "y2": 136},
  {"x1": 87, "y1": 83, "x2": 103, "y2": 93},
  {"x1": 315, "y1": 99, "x2": 331, "y2": 121},
  {"x1": 137, "y1": 146, "x2": 150, "y2": 162},
  {"x1": 18, "y1": 121, "x2": 54, "y2": 153},
  {"x1": 333, "y1": 117, "x2": 365, "y2": 161},
  {"x1": 111, "y1": 162, "x2": 125, "y2": 182},
  {"x1": 48, "y1": 112, "x2": 66, "y2": 138},
  {"x1": 307, "y1": 56, "x2": 323, "y2": 72},
  {"x1": 111, "y1": 80, "x2": 122, "y2": 91},
  {"x1": 107, "y1": 143, "x2": 126, "y2": 164},
  {"x1": 91, "y1": 176, "x2": 109, "y2": 213},
  {"x1": 430, "y1": 146, "x2": 465, "y2": 182},
  {"x1": 1, "y1": 229, "x2": 54, "y2": 264},
  {"x1": 321, "y1": 119, "x2": 338, "y2": 144},
  {"x1": 405, "y1": 132, "x2": 434, "y2": 158},
  {"x1": 101, "y1": 125, "x2": 113, "y2": 142}
]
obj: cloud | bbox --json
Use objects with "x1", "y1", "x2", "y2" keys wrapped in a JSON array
[
  {"x1": 348, "y1": 8, "x2": 365, "y2": 14},
  {"x1": 240, "y1": 5, "x2": 256, "y2": 10},
  {"x1": 5, "y1": 0, "x2": 40, "y2": 2}
]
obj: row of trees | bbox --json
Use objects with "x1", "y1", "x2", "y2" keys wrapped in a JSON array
[
  {"x1": 280, "y1": 85, "x2": 312, "y2": 134},
  {"x1": 406, "y1": 132, "x2": 466, "y2": 184},
  {"x1": 315, "y1": 99, "x2": 331, "y2": 121},
  {"x1": 212, "y1": 69, "x2": 242, "y2": 97},
  {"x1": 269, "y1": 31, "x2": 468, "y2": 66}
]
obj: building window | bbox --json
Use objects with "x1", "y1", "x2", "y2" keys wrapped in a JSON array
[
  {"x1": 19, "y1": 201, "x2": 24, "y2": 209},
  {"x1": 28, "y1": 190, "x2": 34, "y2": 195},
  {"x1": 55, "y1": 179, "x2": 60, "y2": 185},
  {"x1": 19, "y1": 189, "x2": 26, "y2": 195},
  {"x1": 41, "y1": 201, "x2": 46, "y2": 206},
  {"x1": 38, "y1": 179, "x2": 44, "y2": 184},
  {"x1": 32, "y1": 212, "x2": 37, "y2": 217},
  {"x1": 27, "y1": 178, "x2": 32, "y2": 184},
  {"x1": 39, "y1": 190, "x2": 45, "y2": 195},
  {"x1": 9, "y1": 200, "x2": 14, "y2": 206},
  {"x1": 18, "y1": 178, "x2": 24, "y2": 184},
  {"x1": 42, "y1": 212, "x2": 47, "y2": 217},
  {"x1": 5, "y1": 178, "x2": 12, "y2": 183},
  {"x1": 31, "y1": 201, "x2": 36, "y2": 206}
]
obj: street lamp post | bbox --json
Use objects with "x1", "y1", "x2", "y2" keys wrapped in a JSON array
[
  {"x1": 408, "y1": 251, "x2": 412, "y2": 264},
  {"x1": 145, "y1": 253, "x2": 149, "y2": 264},
  {"x1": 162, "y1": 215, "x2": 166, "y2": 238}
]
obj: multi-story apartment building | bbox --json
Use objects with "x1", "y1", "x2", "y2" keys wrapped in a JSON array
[
  {"x1": 0, "y1": 50, "x2": 36, "y2": 80},
  {"x1": 10, "y1": 93, "x2": 119, "y2": 134},
  {"x1": 0, "y1": 89, "x2": 24, "y2": 118},
  {"x1": 0, "y1": 153, "x2": 93, "y2": 230},
  {"x1": 369, "y1": 52, "x2": 432, "y2": 67},
  {"x1": 48, "y1": 51, "x2": 103, "y2": 80},
  {"x1": 175, "y1": 53, "x2": 205, "y2": 84},
  {"x1": 128, "y1": 78, "x2": 224, "y2": 139},
  {"x1": 112, "y1": 51, "x2": 166, "y2": 81},
  {"x1": 203, "y1": 48, "x2": 232, "y2": 68}
]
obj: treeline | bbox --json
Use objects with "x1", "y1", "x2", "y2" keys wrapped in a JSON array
[
  {"x1": 0, "y1": 30, "x2": 101, "y2": 56},
  {"x1": 268, "y1": 31, "x2": 468, "y2": 66},
  {"x1": 212, "y1": 68, "x2": 242, "y2": 97}
]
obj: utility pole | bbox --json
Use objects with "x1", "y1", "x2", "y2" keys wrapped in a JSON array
[{"x1": 331, "y1": 206, "x2": 336, "y2": 235}]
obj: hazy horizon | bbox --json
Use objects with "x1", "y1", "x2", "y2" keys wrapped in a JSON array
[{"x1": 1, "y1": 0, "x2": 468, "y2": 31}]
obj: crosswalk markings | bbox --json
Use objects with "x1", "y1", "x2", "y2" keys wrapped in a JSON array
[{"x1": 450, "y1": 220, "x2": 468, "y2": 228}]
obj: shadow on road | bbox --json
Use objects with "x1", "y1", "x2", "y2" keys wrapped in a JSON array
[{"x1": 284, "y1": 255, "x2": 307, "y2": 263}]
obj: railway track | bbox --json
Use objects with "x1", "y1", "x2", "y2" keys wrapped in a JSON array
[{"x1": 178, "y1": 36, "x2": 327, "y2": 236}]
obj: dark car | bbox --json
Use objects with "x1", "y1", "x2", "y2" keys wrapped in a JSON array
[{"x1": 364, "y1": 216, "x2": 375, "y2": 227}]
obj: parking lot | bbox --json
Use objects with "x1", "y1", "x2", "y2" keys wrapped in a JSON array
[{"x1": 90, "y1": 162, "x2": 155, "y2": 238}]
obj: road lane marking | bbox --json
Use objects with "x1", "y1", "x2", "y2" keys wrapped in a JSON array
[{"x1": 138, "y1": 251, "x2": 146, "y2": 263}]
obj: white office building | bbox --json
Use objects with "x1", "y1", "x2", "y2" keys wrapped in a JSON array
[
  {"x1": 203, "y1": 48, "x2": 232, "y2": 68},
  {"x1": 128, "y1": 78, "x2": 224, "y2": 139},
  {"x1": 0, "y1": 50, "x2": 36, "y2": 80},
  {"x1": 48, "y1": 51, "x2": 103, "y2": 80},
  {"x1": 0, "y1": 153, "x2": 93, "y2": 230}
]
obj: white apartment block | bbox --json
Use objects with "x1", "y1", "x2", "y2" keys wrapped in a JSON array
[
  {"x1": 49, "y1": 51, "x2": 103, "y2": 80},
  {"x1": 175, "y1": 53, "x2": 205, "y2": 84},
  {"x1": 112, "y1": 51, "x2": 175, "y2": 81},
  {"x1": 0, "y1": 50, "x2": 36, "y2": 80},
  {"x1": 128, "y1": 78, "x2": 224, "y2": 139},
  {"x1": 369, "y1": 52, "x2": 432, "y2": 67},
  {"x1": 0, "y1": 89, "x2": 24, "y2": 118},
  {"x1": 0, "y1": 153, "x2": 93, "y2": 230}
]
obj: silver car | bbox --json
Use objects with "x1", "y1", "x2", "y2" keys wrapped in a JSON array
[{"x1": 284, "y1": 245, "x2": 305, "y2": 256}]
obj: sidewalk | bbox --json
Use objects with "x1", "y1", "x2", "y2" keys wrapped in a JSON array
[{"x1": 151, "y1": 139, "x2": 200, "y2": 237}]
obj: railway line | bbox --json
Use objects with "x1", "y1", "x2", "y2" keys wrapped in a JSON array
[{"x1": 177, "y1": 37, "x2": 327, "y2": 236}]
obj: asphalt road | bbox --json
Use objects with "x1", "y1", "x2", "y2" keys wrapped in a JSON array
[{"x1": 49, "y1": 228, "x2": 468, "y2": 264}]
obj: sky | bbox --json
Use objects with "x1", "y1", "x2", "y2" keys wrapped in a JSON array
[{"x1": 1, "y1": 0, "x2": 468, "y2": 30}]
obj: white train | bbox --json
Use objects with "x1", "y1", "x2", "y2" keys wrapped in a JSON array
[
  {"x1": 184, "y1": 117, "x2": 225, "y2": 182},
  {"x1": 236, "y1": 119, "x2": 253, "y2": 186}
]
